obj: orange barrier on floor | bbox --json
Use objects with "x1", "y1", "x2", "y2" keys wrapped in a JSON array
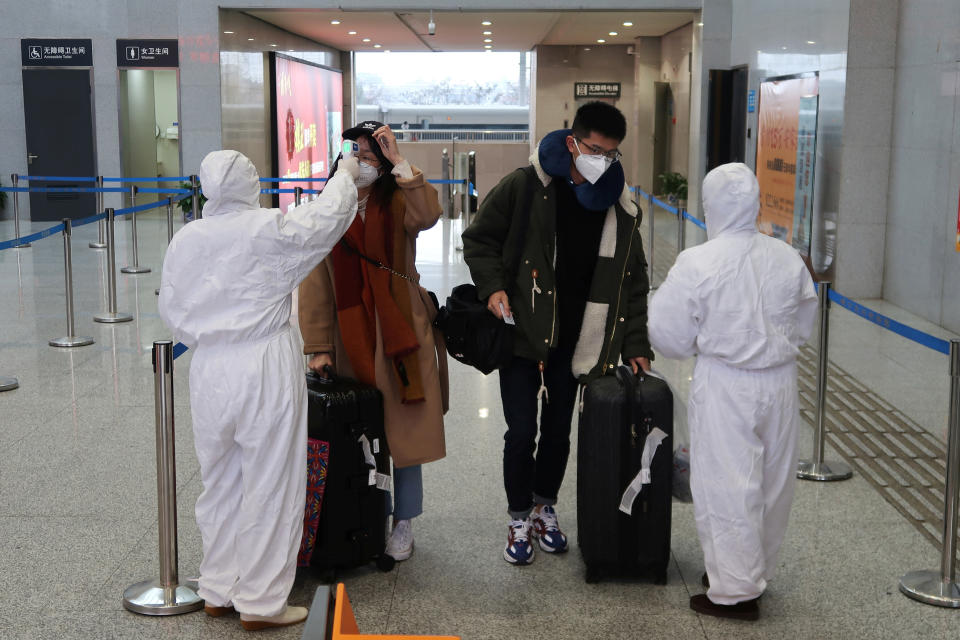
[{"x1": 331, "y1": 583, "x2": 460, "y2": 640}]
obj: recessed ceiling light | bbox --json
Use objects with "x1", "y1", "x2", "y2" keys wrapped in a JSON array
[
  {"x1": 609, "y1": 31, "x2": 618, "y2": 36},
  {"x1": 481, "y1": 20, "x2": 492, "y2": 26},
  {"x1": 483, "y1": 31, "x2": 492, "y2": 35},
  {"x1": 270, "y1": 44, "x2": 277, "y2": 47},
  {"x1": 484, "y1": 38, "x2": 492, "y2": 43},
  {"x1": 584, "y1": 47, "x2": 591, "y2": 51},
  {"x1": 223, "y1": 31, "x2": 234, "y2": 34},
  {"x1": 374, "y1": 44, "x2": 381, "y2": 48},
  {"x1": 807, "y1": 40, "x2": 816, "y2": 44},
  {"x1": 362, "y1": 38, "x2": 371, "y2": 42},
  {"x1": 331, "y1": 20, "x2": 341, "y2": 25},
  {"x1": 484, "y1": 44, "x2": 492, "y2": 49},
  {"x1": 348, "y1": 31, "x2": 357, "y2": 35},
  {"x1": 597, "y1": 39, "x2": 606, "y2": 43},
  {"x1": 781, "y1": 46, "x2": 787, "y2": 50},
  {"x1": 697, "y1": 22, "x2": 704, "y2": 26},
  {"x1": 622, "y1": 22, "x2": 633, "y2": 27},
  {"x1": 247, "y1": 38, "x2": 255, "y2": 41},
  {"x1": 288, "y1": 49, "x2": 295, "y2": 52}
]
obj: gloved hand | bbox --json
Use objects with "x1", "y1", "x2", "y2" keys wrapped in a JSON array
[{"x1": 338, "y1": 156, "x2": 361, "y2": 181}]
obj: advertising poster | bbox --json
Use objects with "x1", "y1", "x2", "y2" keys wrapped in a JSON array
[
  {"x1": 273, "y1": 54, "x2": 342, "y2": 212},
  {"x1": 755, "y1": 73, "x2": 819, "y2": 252}
]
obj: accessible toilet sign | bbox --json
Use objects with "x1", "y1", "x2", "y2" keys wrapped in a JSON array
[
  {"x1": 22, "y1": 39, "x2": 93, "y2": 66},
  {"x1": 116, "y1": 39, "x2": 179, "y2": 68}
]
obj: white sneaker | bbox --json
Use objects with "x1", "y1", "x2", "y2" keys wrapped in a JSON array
[
  {"x1": 385, "y1": 518, "x2": 414, "y2": 561},
  {"x1": 240, "y1": 605, "x2": 308, "y2": 631}
]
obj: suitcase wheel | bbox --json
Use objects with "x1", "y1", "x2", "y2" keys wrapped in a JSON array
[{"x1": 375, "y1": 554, "x2": 396, "y2": 572}]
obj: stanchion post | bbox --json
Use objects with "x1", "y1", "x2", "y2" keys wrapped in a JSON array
[
  {"x1": 190, "y1": 174, "x2": 200, "y2": 220},
  {"x1": 899, "y1": 339, "x2": 960, "y2": 607},
  {"x1": 797, "y1": 282, "x2": 853, "y2": 481},
  {"x1": 676, "y1": 206, "x2": 686, "y2": 254},
  {"x1": 0, "y1": 376, "x2": 19, "y2": 391},
  {"x1": 646, "y1": 190, "x2": 656, "y2": 288},
  {"x1": 441, "y1": 148, "x2": 451, "y2": 218},
  {"x1": 93, "y1": 209, "x2": 133, "y2": 324},
  {"x1": 90, "y1": 175, "x2": 106, "y2": 249},
  {"x1": 294, "y1": 186, "x2": 303, "y2": 206},
  {"x1": 123, "y1": 341, "x2": 204, "y2": 616},
  {"x1": 121, "y1": 186, "x2": 150, "y2": 274},
  {"x1": 11, "y1": 173, "x2": 31, "y2": 248},
  {"x1": 165, "y1": 197, "x2": 174, "y2": 245},
  {"x1": 50, "y1": 218, "x2": 94, "y2": 348}
]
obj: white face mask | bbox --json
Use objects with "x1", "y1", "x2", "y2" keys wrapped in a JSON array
[
  {"x1": 573, "y1": 139, "x2": 614, "y2": 184},
  {"x1": 354, "y1": 161, "x2": 381, "y2": 188}
]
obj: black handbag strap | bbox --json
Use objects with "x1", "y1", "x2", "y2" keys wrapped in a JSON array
[{"x1": 339, "y1": 238, "x2": 418, "y2": 283}]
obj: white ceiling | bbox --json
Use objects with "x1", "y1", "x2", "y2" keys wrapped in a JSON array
[{"x1": 239, "y1": 10, "x2": 697, "y2": 53}]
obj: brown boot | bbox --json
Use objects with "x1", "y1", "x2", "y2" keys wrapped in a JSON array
[
  {"x1": 690, "y1": 594, "x2": 759, "y2": 621},
  {"x1": 204, "y1": 603, "x2": 235, "y2": 617}
]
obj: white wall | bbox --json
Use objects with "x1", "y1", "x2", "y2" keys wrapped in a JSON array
[
  {"x1": 660, "y1": 23, "x2": 694, "y2": 178},
  {"x1": 883, "y1": 0, "x2": 960, "y2": 332}
]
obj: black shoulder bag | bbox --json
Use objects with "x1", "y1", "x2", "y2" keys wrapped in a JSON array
[{"x1": 434, "y1": 166, "x2": 537, "y2": 375}]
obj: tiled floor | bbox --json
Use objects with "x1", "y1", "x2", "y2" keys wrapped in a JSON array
[{"x1": 1, "y1": 208, "x2": 959, "y2": 639}]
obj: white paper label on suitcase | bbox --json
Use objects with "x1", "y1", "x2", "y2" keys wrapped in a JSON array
[
  {"x1": 373, "y1": 438, "x2": 380, "y2": 454},
  {"x1": 369, "y1": 469, "x2": 377, "y2": 486},
  {"x1": 619, "y1": 427, "x2": 669, "y2": 515},
  {"x1": 376, "y1": 473, "x2": 391, "y2": 491}
]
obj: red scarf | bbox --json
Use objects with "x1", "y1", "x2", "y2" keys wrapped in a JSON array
[{"x1": 330, "y1": 192, "x2": 425, "y2": 403}]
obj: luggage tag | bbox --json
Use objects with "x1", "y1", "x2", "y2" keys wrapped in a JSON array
[
  {"x1": 618, "y1": 427, "x2": 669, "y2": 515},
  {"x1": 499, "y1": 302, "x2": 516, "y2": 326},
  {"x1": 359, "y1": 434, "x2": 391, "y2": 490}
]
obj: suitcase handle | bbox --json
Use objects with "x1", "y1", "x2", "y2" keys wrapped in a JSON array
[
  {"x1": 307, "y1": 365, "x2": 338, "y2": 385},
  {"x1": 615, "y1": 365, "x2": 639, "y2": 432}
]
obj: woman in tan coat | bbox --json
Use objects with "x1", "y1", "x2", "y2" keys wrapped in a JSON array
[{"x1": 298, "y1": 121, "x2": 447, "y2": 561}]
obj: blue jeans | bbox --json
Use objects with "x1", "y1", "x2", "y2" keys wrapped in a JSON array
[{"x1": 386, "y1": 464, "x2": 423, "y2": 521}]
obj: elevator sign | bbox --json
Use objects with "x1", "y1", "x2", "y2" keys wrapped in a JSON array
[
  {"x1": 574, "y1": 82, "x2": 621, "y2": 99},
  {"x1": 116, "y1": 39, "x2": 179, "y2": 68},
  {"x1": 21, "y1": 39, "x2": 93, "y2": 66}
]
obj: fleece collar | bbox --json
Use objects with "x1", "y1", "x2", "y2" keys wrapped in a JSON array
[{"x1": 530, "y1": 129, "x2": 636, "y2": 217}]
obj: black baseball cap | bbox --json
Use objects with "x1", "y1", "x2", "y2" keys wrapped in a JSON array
[{"x1": 342, "y1": 120, "x2": 385, "y2": 141}]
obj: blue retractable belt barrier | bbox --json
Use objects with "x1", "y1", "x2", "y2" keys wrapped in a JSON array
[
  {"x1": 821, "y1": 286, "x2": 951, "y2": 355},
  {"x1": 428, "y1": 179, "x2": 467, "y2": 185},
  {"x1": 172, "y1": 342, "x2": 189, "y2": 359},
  {"x1": 0, "y1": 223, "x2": 65, "y2": 251},
  {"x1": 3, "y1": 186, "x2": 126, "y2": 194},
  {"x1": 261, "y1": 188, "x2": 298, "y2": 194},
  {"x1": 136, "y1": 187, "x2": 191, "y2": 194},
  {"x1": 683, "y1": 209, "x2": 706, "y2": 230},
  {"x1": 259, "y1": 177, "x2": 327, "y2": 183},
  {"x1": 102, "y1": 176, "x2": 191, "y2": 183},
  {"x1": 72, "y1": 211, "x2": 108, "y2": 228},
  {"x1": 114, "y1": 199, "x2": 168, "y2": 219},
  {"x1": 16, "y1": 175, "x2": 97, "y2": 182}
]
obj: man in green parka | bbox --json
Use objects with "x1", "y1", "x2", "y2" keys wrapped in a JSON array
[{"x1": 462, "y1": 101, "x2": 654, "y2": 566}]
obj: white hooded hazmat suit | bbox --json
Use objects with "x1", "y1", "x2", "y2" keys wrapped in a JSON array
[
  {"x1": 647, "y1": 163, "x2": 817, "y2": 605},
  {"x1": 158, "y1": 150, "x2": 357, "y2": 616}
]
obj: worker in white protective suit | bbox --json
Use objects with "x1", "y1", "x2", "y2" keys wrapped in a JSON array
[
  {"x1": 647, "y1": 163, "x2": 817, "y2": 621},
  {"x1": 158, "y1": 150, "x2": 359, "y2": 631}
]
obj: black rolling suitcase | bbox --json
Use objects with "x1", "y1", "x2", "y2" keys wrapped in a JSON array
[
  {"x1": 577, "y1": 366, "x2": 673, "y2": 584},
  {"x1": 304, "y1": 369, "x2": 395, "y2": 575}
]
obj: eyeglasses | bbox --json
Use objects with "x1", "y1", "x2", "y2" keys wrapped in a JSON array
[{"x1": 575, "y1": 137, "x2": 622, "y2": 162}]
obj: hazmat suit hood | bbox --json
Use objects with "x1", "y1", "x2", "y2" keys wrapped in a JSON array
[
  {"x1": 702, "y1": 163, "x2": 759, "y2": 240},
  {"x1": 199, "y1": 150, "x2": 262, "y2": 218}
]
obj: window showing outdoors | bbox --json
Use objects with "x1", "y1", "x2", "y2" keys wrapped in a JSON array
[{"x1": 354, "y1": 51, "x2": 530, "y2": 133}]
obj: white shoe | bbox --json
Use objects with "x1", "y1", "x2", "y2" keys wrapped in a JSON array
[
  {"x1": 240, "y1": 605, "x2": 308, "y2": 631},
  {"x1": 385, "y1": 518, "x2": 414, "y2": 561}
]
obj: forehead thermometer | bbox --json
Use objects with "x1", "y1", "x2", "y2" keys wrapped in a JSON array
[{"x1": 342, "y1": 140, "x2": 359, "y2": 157}]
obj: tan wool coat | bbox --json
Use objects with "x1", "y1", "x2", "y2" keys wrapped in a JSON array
[{"x1": 298, "y1": 167, "x2": 448, "y2": 468}]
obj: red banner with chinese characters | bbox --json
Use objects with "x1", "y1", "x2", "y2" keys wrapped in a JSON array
[
  {"x1": 756, "y1": 74, "x2": 819, "y2": 250},
  {"x1": 273, "y1": 54, "x2": 342, "y2": 212}
]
